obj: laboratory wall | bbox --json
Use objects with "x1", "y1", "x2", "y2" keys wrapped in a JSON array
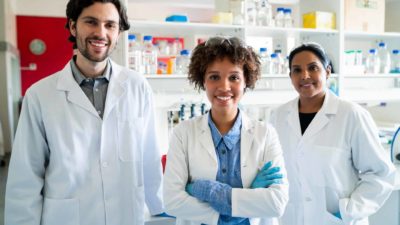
[{"x1": 17, "y1": 16, "x2": 73, "y2": 95}]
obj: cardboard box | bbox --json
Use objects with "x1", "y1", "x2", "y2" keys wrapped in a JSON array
[
  {"x1": 345, "y1": 0, "x2": 385, "y2": 33},
  {"x1": 303, "y1": 11, "x2": 336, "y2": 29}
]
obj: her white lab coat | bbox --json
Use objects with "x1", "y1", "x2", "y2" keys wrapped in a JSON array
[
  {"x1": 164, "y1": 113, "x2": 289, "y2": 225},
  {"x1": 5, "y1": 60, "x2": 164, "y2": 225},
  {"x1": 270, "y1": 90, "x2": 395, "y2": 225}
]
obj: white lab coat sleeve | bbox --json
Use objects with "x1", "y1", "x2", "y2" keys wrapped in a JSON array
[
  {"x1": 5, "y1": 90, "x2": 49, "y2": 225},
  {"x1": 339, "y1": 107, "x2": 396, "y2": 225},
  {"x1": 232, "y1": 125, "x2": 289, "y2": 218},
  {"x1": 163, "y1": 125, "x2": 219, "y2": 225},
  {"x1": 142, "y1": 86, "x2": 164, "y2": 215}
]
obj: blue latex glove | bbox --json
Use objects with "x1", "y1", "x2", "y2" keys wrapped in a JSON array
[
  {"x1": 251, "y1": 161, "x2": 283, "y2": 189},
  {"x1": 155, "y1": 212, "x2": 175, "y2": 218},
  {"x1": 186, "y1": 179, "x2": 232, "y2": 216},
  {"x1": 333, "y1": 211, "x2": 342, "y2": 220}
]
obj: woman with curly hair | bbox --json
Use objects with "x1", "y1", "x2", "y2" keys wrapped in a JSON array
[{"x1": 163, "y1": 36, "x2": 289, "y2": 225}]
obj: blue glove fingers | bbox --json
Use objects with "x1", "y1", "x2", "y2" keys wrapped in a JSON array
[
  {"x1": 263, "y1": 173, "x2": 283, "y2": 181},
  {"x1": 155, "y1": 212, "x2": 175, "y2": 218},
  {"x1": 261, "y1": 166, "x2": 281, "y2": 176},
  {"x1": 186, "y1": 183, "x2": 194, "y2": 196},
  {"x1": 333, "y1": 212, "x2": 342, "y2": 219},
  {"x1": 262, "y1": 178, "x2": 283, "y2": 187},
  {"x1": 260, "y1": 161, "x2": 273, "y2": 171}
]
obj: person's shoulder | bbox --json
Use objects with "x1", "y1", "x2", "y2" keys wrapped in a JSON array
[
  {"x1": 174, "y1": 115, "x2": 205, "y2": 132},
  {"x1": 25, "y1": 71, "x2": 62, "y2": 97},
  {"x1": 333, "y1": 95, "x2": 371, "y2": 121}
]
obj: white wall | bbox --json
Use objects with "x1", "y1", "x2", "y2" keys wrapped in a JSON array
[{"x1": 16, "y1": 0, "x2": 68, "y2": 17}]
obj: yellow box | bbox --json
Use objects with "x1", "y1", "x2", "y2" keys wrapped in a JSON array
[
  {"x1": 212, "y1": 12, "x2": 233, "y2": 25},
  {"x1": 344, "y1": 0, "x2": 385, "y2": 33},
  {"x1": 303, "y1": 11, "x2": 336, "y2": 29}
]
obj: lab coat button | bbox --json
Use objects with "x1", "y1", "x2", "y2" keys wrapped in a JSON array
[
  {"x1": 222, "y1": 168, "x2": 227, "y2": 173},
  {"x1": 102, "y1": 162, "x2": 109, "y2": 167}
]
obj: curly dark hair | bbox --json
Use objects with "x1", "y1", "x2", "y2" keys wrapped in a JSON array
[
  {"x1": 188, "y1": 37, "x2": 261, "y2": 91},
  {"x1": 65, "y1": 0, "x2": 130, "y2": 49}
]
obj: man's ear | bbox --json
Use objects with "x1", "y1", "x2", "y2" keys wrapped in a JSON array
[{"x1": 69, "y1": 19, "x2": 76, "y2": 37}]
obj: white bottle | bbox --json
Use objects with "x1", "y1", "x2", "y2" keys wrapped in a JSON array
[
  {"x1": 270, "y1": 53, "x2": 281, "y2": 74},
  {"x1": 259, "y1": 48, "x2": 271, "y2": 74},
  {"x1": 246, "y1": 0, "x2": 257, "y2": 26},
  {"x1": 128, "y1": 34, "x2": 142, "y2": 73},
  {"x1": 176, "y1": 49, "x2": 190, "y2": 75},
  {"x1": 275, "y1": 7, "x2": 285, "y2": 27},
  {"x1": 377, "y1": 42, "x2": 391, "y2": 74},
  {"x1": 230, "y1": 0, "x2": 245, "y2": 25},
  {"x1": 365, "y1": 49, "x2": 380, "y2": 74},
  {"x1": 142, "y1": 35, "x2": 158, "y2": 74},
  {"x1": 275, "y1": 50, "x2": 285, "y2": 74},
  {"x1": 283, "y1": 8, "x2": 293, "y2": 28},
  {"x1": 256, "y1": 0, "x2": 272, "y2": 26},
  {"x1": 391, "y1": 50, "x2": 400, "y2": 73}
]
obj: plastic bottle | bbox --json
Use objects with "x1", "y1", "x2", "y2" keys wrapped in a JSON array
[
  {"x1": 259, "y1": 47, "x2": 271, "y2": 74},
  {"x1": 365, "y1": 49, "x2": 380, "y2": 74},
  {"x1": 246, "y1": 0, "x2": 257, "y2": 26},
  {"x1": 256, "y1": 0, "x2": 272, "y2": 26},
  {"x1": 275, "y1": 7, "x2": 285, "y2": 27},
  {"x1": 176, "y1": 49, "x2": 190, "y2": 75},
  {"x1": 275, "y1": 50, "x2": 285, "y2": 74},
  {"x1": 230, "y1": 0, "x2": 245, "y2": 25},
  {"x1": 142, "y1": 35, "x2": 158, "y2": 74},
  {"x1": 377, "y1": 42, "x2": 391, "y2": 74},
  {"x1": 128, "y1": 34, "x2": 142, "y2": 73},
  {"x1": 391, "y1": 49, "x2": 400, "y2": 73},
  {"x1": 270, "y1": 53, "x2": 281, "y2": 74},
  {"x1": 283, "y1": 8, "x2": 293, "y2": 28},
  {"x1": 355, "y1": 50, "x2": 363, "y2": 66}
]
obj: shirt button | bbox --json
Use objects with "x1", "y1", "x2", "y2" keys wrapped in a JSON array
[
  {"x1": 95, "y1": 88, "x2": 99, "y2": 92},
  {"x1": 97, "y1": 110, "x2": 102, "y2": 115},
  {"x1": 102, "y1": 162, "x2": 109, "y2": 167},
  {"x1": 86, "y1": 79, "x2": 90, "y2": 82},
  {"x1": 222, "y1": 150, "x2": 226, "y2": 154},
  {"x1": 222, "y1": 168, "x2": 227, "y2": 173}
]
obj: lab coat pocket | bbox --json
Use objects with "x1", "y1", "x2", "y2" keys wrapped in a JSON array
[
  {"x1": 42, "y1": 198, "x2": 79, "y2": 225},
  {"x1": 117, "y1": 117, "x2": 144, "y2": 162},
  {"x1": 308, "y1": 145, "x2": 351, "y2": 187}
]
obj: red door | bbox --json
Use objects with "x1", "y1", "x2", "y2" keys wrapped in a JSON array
[{"x1": 17, "y1": 16, "x2": 74, "y2": 95}]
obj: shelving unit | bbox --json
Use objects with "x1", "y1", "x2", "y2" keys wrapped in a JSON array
[{"x1": 114, "y1": 0, "x2": 400, "y2": 153}]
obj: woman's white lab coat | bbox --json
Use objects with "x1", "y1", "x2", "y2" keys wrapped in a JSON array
[
  {"x1": 5, "y1": 61, "x2": 164, "y2": 225},
  {"x1": 270, "y1": 90, "x2": 395, "y2": 225},
  {"x1": 164, "y1": 113, "x2": 289, "y2": 225}
]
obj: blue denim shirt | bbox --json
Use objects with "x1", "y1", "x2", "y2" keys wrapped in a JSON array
[{"x1": 208, "y1": 110, "x2": 250, "y2": 225}]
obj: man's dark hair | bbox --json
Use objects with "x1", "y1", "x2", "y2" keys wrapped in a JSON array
[{"x1": 65, "y1": 0, "x2": 130, "y2": 48}]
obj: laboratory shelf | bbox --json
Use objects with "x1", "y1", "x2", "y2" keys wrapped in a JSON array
[
  {"x1": 343, "y1": 74, "x2": 400, "y2": 78},
  {"x1": 344, "y1": 31, "x2": 400, "y2": 40},
  {"x1": 341, "y1": 88, "x2": 400, "y2": 106},
  {"x1": 130, "y1": 20, "x2": 244, "y2": 36},
  {"x1": 245, "y1": 26, "x2": 338, "y2": 38}
]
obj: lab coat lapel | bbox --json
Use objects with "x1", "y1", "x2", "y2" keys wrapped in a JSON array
[
  {"x1": 56, "y1": 62, "x2": 100, "y2": 118},
  {"x1": 103, "y1": 61, "x2": 127, "y2": 120},
  {"x1": 302, "y1": 91, "x2": 338, "y2": 140},
  {"x1": 286, "y1": 98, "x2": 302, "y2": 139},
  {"x1": 240, "y1": 114, "x2": 255, "y2": 167},
  {"x1": 198, "y1": 115, "x2": 218, "y2": 164}
]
